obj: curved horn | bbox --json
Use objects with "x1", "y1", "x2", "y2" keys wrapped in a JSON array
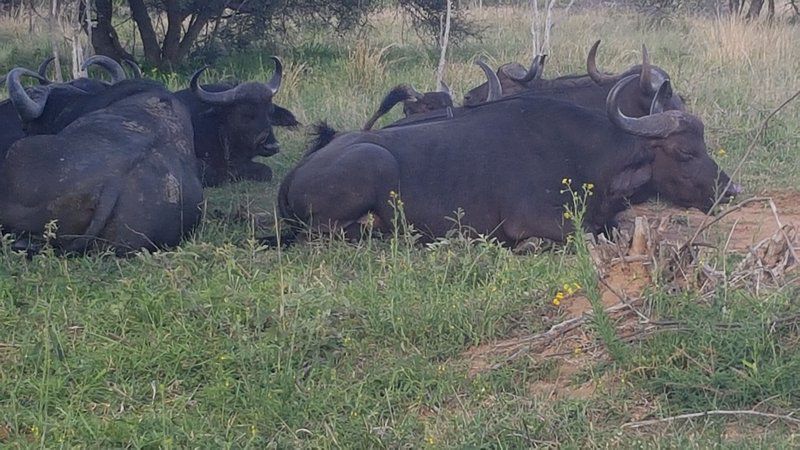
[
  {"x1": 7, "y1": 68, "x2": 50, "y2": 121},
  {"x1": 265, "y1": 56, "x2": 283, "y2": 96},
  {"x1": 81, "y1": 55, "x2": 126, "y2": 83},
  {"x1": 587, "y1": 39, "x2": 615, "y2": 84},
  {"x1": 607, "y1": 75, "x2": 681, "y2": 138},
  {"x1": 639, "y1": 44, "x2": 652, "y2": 92},
  {"x1": 37, "y1": 56, "x2": 55, "y2": 83},
  {"x1": 122, "y1": 59, "x2": 143, "y2": 79},
  {"x1": 475, "y1": 59, "x2": 502, "y2": 102},
  {"x1": 508, "y1": 54, "x2": 547, "y2": 83},
  {"x1": 649, "y1": 79, "x2": 673, "y2": 115},
  {"x1": 190, "y1": 66, "x2": 238, "y2": 105}
]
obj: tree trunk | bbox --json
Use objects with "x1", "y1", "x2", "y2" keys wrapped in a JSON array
[
  {"x1": 729, "y1": 0, "x2": 740, "y2": 15},
  {"x1": 48, "y1": 0, "x2": 63, "y2": 82},
  {"x1": 745, "y1": 0, "x2": 765, "y2": 19},
  {"x1": 128, "y1": 0, "x2": 162, "y2": 67},
  {"x1": 89, "y1": 0, "x2": 132, "y2": 61},
  {"x1": 160, "y1": 0, "x2": 183, "y2": 70}
]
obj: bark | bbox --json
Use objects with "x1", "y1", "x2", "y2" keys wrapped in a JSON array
[
  {"x1": 87, "y1": 0, "x2": 132, "y2": 62},
  {"x1": 128, "y1": 0, "x2": 161, "y2": 67},
  {"x1": 48, "y1": 0, "x2": 63, "y2": 82},
  {"x1": 161, "y1": 0, "x2": 183, "y2": 69},
  {"x1": 729, "y1": 0, "x2": 740, "y2": 15},
  {"x1": 745, "y1": 0, "x2": 765, "y2": 20}
]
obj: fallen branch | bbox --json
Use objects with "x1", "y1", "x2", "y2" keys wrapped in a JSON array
[
  {"x1": 768, "y1": 199, "x2": 799, "y2": 264},
  {"x1": 621, "y1": 409, "x2": 800, "y2": 429}
]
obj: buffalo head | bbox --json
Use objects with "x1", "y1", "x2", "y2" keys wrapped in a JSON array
[
  {"x1": 363, "y1": 82, "x2": 455, "y2": 131},
  {"x1": 589, "y1": 40, "x2": 685, "y2": 115},
  {"x1": 190, "y1": 56, "x2": 296, "y2": 162},
  {"x1": 463, "y1": 55, "x2": 545, "y2": 106},
  {"x1": 608, "y1": 75, "x2": 740, "y2": 212}
]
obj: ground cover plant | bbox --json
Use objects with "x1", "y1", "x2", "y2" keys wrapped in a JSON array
[{"x1": 1, "y1": 5, "x2": 799, "y2": 447}]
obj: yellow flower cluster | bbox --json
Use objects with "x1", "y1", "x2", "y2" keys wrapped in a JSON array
[
  {"x1": 716, "y1": 148, "x2": 727, "y2": 157},
  {"x1": 552, "y1": 282, "x2": 582, "y2": 306},
  {"x1": 561, "y1": 177, "x2": 572, "y2": 186}
]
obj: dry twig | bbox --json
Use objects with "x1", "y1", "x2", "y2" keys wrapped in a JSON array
[{"x1": 621, "y1": 409, "x2": 800, "y2": 429}]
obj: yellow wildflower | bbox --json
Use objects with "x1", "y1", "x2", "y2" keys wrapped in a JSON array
[
  {"x1": 427, "y1": 436, "x2": 435, "y2": 445},
  {"x1": 561, "y1": 178, "x2": 572, "y2": 186},
  {"x1": 563, "y1": 211, "x2": 572, "y2": 220},
  {"x1": 573, "y1": 346, "x2": 582, "y2": 355},
  {"x1": 716, "y1": 148, "x2": 726, "y2": 157}
]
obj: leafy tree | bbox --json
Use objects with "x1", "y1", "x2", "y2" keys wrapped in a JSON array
[{"x1": 89, "y1": 0, "x2": 478, "y2": 71}]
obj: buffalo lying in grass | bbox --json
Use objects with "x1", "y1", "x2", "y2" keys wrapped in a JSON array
[
  {"x1": 174, "y1": 56, "x2": 299, "y2": 187},
  {"x1": 0, "y1": 56, "x2": 138, "y2": 156},
  {"x1": 362, "y1": 82, "x2": 455, "y2": 131},
  {"x1": 0, "y1": 69, "x2": 203, "y2": 255},
  {"x1": 275, "y1": 75, "x2": 739, "y2": 246},
  {"x1": 463, "y1": 40, "x2": 685, "y2": 118}
]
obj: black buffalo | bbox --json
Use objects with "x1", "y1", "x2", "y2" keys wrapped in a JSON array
[
  {"x1": 362, "y1": 60, "x2": 503, "y2": 131},
  {"x1": 276, "y1": 75, "x2": 738, "y2": 245},
  {"x1": 0, "y1": 56, "x2": 135, "y2": 156},
  {"x1": 362, "y1": 82, "x2": 455, "y2": 131},
  {"x1": 173, "y1": 56, "x2": 299, "y2": 187},
  {"x1": 0, "y1": 70, "x2": 203, "y2": 255},
  {"x1": 463, "y1": 40, "x2": 685, "y2": 118}
]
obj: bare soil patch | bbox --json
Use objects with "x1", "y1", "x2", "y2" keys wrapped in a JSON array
[{"x1": 463, "y1": 190, "x2": 799, "y2": 401}]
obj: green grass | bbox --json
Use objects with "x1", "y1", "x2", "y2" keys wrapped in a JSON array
[{"x1": 2, "y1": 6, "x2": 800, "y2": 448}]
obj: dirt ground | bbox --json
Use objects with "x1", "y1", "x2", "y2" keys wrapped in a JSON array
[{"x1": 464, "y1": 190, "x2": 800, "y2": 403}]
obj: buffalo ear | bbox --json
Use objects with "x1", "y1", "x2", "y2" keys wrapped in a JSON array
[
  {"x1": 609, "y1": 163, "x2": 652, "y2": 198},
  {"x1": 271, "y1": 104, "x2": 300, "y2": 127}
]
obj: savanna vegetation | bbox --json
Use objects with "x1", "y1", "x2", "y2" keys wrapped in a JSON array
[{"x1": 1, "y1": 2, "x2": 799, "y2": 447}]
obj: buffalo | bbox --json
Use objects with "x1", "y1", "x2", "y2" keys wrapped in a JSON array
[
  {"x1": 173, "y1": 56, "x2": 299, "y2": 187},
  {"x1": 0, "y1": 56, "x2": 136, "y2": 157},
  {"x1": 463, "y1": 40, "x2": 685, "y2": 118},
  {"x1": 364, "y1": 60, "x2": 503, "y2": 131},
  {"x1": 362, "y1": 82, "x2": 454, "y2": 131},
  {"x1": 276, "y1": 75, "x2": 738, "y2": 246},
  {"x1": 0, "y1": 69, "x2": 203, "y2": 255}
]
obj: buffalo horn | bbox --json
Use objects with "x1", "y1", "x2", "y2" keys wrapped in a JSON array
[
  {"x1": 37, "y1": 56, "x2": 55, "y2": 82},
  {"x1": 649, "y1": 79, "x2": 672, "y2": 115},
  {"x1": 639, "y1": 44, "x2": 652, "y2": 92},
  {"x1": 122, "y1": 59, "x2": 143, "y2": 79},
  {"x1": 508, "y1": 54, "x2": 547, "y2": 83},
  {"x1": 607, "y1": 74, "x2": 680, "y2": 138},
  {"x1": 265, "y1": 56, "x2": 283, "y2": 96},
  {"x1": 475, "y1": 59, "x2": 502, "y2": 102},
  {"x1": 7, "y1": 68, "x2": 50, "y2": 121},
  {"x1": 587, "y1": 39, "x2": 615, "y2": 84},
  {"x1": 190, "y1": 66, "x2": 238, "y2": 105},
  {"x1": 81, "y1": 55, "x2": 126, "y2": 83}
]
